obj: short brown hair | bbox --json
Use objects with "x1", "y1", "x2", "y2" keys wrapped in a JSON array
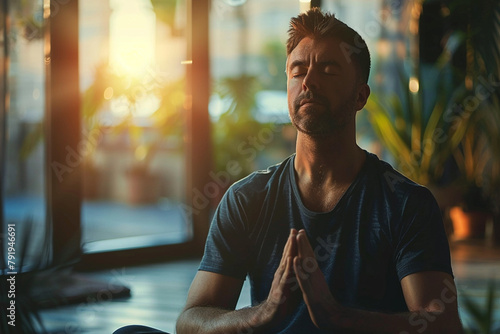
[{"x1": 287, "y1": 8, "x2": 371, "y2": 83}]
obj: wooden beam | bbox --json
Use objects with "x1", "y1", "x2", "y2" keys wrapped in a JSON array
[
  {"x1": 186, "y1": 0, "x2": 212, "y2": 253},
  {"x1": 46, "y1": 0, "x2": 82, "y2": 265}
]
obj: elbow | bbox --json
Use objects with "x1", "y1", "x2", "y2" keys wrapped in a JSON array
[
  {"x1": 176, "y1": 308, "x2": 199, "y2": 334},
  {"x1": 175, "y1": 311, "x2": 187, "y2": 334}
]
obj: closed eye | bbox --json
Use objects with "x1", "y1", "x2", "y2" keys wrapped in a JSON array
[
  {"x1": 324, "y1": 65, "x2": 339, "y2": 76},
  {"x1": 289, "y1": 62, "x2": 308, "y2": 78}
]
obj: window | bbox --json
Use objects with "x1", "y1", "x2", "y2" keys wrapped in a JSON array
[
  {"x1": 2, "y1": 0, "x2": 212, "y2": 268},
  {"x1": 79, "y1": 0, "x2": 192, "y2": 253},
  {"x1": 2, "y1": 0, "x2": 47, "y2": 268}
]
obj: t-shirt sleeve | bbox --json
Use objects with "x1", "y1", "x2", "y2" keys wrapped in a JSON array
[
  {"x1": 394, "y1": 186, "x2": 453, "y2": 281},
  {"x1": 198, "y1": 185, "x2": 251, "y2": 280}
]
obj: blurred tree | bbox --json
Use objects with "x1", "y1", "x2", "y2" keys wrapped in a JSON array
[
  {"x1": 212, "y1": 75, "x2": 263, "y2": 181},
  {"x1": 261, "y1": 40, "x2": 287, "y2": 90}
]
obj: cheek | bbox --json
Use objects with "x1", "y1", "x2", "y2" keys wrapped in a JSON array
[
  {"x1": 287, "y1": 95, "x2": 294, "y2": 113},
  {"x1": 287, "y1": 79, "x2": 301, "y2": 97},
  {"x1": 287, "y1": 80, "x2": 301, "y2": 110},
  {"x1": 287, "y1": 77, "x2": 301, "y2": 88}
]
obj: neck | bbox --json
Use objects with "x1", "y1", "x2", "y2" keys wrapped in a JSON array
[{"x1": 294, "y1": 130, "x2": 365, "y2": 188}]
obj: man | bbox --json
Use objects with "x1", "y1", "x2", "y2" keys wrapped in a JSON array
[{"x1": 176, "y1": 8, "x2": 463, "y2": 334}]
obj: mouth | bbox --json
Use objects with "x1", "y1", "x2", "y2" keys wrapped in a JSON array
[{"x1": 300, "y1": 99, "x2": 323, "y2": 106}]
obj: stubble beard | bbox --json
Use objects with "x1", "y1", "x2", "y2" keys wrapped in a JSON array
[{"x1": 290, "y1": 90, "x2": 357, "y2": 137}]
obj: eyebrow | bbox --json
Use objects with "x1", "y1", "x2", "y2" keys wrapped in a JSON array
[
  {"x1": 288, "y1": 60, "x2": 342, "y2": 71},
  {"x1": 288, "y1": 60, "x2": 307, "y2": 71},
  {"x1": 318, "y1": 60, "x2": 341, "y2": 68}
]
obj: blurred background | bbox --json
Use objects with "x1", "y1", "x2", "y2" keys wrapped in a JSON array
[{"x1": 1, "y1": 0, "x2": 500, "y2": 333}]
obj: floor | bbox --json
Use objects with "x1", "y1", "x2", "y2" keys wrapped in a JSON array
[{"x1": 36, "y1": 240, "x2": 500, "y2": 334}]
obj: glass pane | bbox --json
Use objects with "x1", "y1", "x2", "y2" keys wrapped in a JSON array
[
  {"x1": 80, "y1": 0, "x2": 191, "y2": 252},
  {"x1": 2, "y1": 0, "x2": 48, "y2": 268},
  {"x1": 210, "y1": 0, "x2": 298, "y2": 187}
]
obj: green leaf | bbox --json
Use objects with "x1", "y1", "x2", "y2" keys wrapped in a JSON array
[{"x1": 459, "y1": 278, "x2": 498, "y2": 333}]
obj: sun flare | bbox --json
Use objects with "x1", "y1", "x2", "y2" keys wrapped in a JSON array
[{"x1": 109, "y1": 0, "x2": 156, "y2": 78}]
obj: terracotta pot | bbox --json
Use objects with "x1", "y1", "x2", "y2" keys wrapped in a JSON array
[
  {"x1": 449, "y1": 206, "x2": 491, "y2": 240},
  {"x1": 427, "y1": 184, "x2": 463, "y2": 211}
]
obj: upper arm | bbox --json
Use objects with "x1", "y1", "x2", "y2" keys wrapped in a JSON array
[
  {"x1": 401, "y1": 271, "x2": 463, "y2": 330},
  {"x1": 183, "y1": 270, "x2": 245, "y2": 311}
]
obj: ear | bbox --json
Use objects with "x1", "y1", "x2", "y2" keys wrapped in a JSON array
[{"x1": 355, "y1": 83, "x2": 370, "y2": 111}]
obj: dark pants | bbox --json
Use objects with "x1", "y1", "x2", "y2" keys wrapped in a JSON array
[{"x1": 113, "y1": 325, "x2": 169, "y2": 334}]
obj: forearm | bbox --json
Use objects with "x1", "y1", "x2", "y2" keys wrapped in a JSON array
[
  {"x1": 330, "y1": 305, "x2": 463, "y2": 334},
  {"x1": 176, "y1": 303, "x2": 272, "y2": 334}
]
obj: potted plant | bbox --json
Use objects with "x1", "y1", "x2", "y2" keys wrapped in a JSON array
[
  {"x1": 444, "y1": 0, "x2": 500, "y2": 240},
  {"x1": 449, "y1": 107, "x2": 496, "y2": 239},
  {"x1": 365, "y1": 0, "x2": 500, "y2": 219},
  {"x1": 364, "y1": 65, "x2": 469, "y2": 190}
]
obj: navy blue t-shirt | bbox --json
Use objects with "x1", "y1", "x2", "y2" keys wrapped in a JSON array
[{"x1": 199, "y1": 152, "x2": 453, "y2": 333}]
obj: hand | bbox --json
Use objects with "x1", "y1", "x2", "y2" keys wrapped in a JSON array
[
  {"x1": 256, "y1": 229, "x2": 302, "y2": 329},
  {"x1": 294, "y1": 229, "x2": 341, "y2": 330}
]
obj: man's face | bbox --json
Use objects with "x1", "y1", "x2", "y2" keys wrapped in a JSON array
[{"x1": 286, "y1": 36, "x2": 368, "y2": 137}]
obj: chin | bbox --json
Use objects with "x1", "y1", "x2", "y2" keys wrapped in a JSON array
[
  {"x1": 293, "y1": 123, "x2": 336, "y2": 137},
  {"x1": 299, "y1": 105, "x2": 327, "y2": 114}
]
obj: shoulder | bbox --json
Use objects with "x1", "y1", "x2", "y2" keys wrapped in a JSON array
[
  {"x1": 227, "y1": 155, "x2": 293, "y2": 199},
  {"x1": 211, "y1": 155, "x2": 293, "y2": 235},
  {"x1": 364, "y1": 152, "x2": 435, "y2": 204}
]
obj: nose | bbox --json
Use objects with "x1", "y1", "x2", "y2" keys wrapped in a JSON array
[{"x1": 302, "y1": 69, "x2": 319, "y2": 92}]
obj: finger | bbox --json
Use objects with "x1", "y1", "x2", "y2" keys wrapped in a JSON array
[
  {"x1": 277, "y1": 257, "x2": 294, "y2": 305},
  {"x1": 297, "y1": 229, "x2": 315, "y2": 259},
  {"x1": 294, "y1": 256, "x2": 336, "y2": 329},
  {"x1": 289, "y1": 229, "x2": 298, "y2": 259},
  {"x1": 281, "y1": 256, "x2": 293, "y2": 284},
  {"x1": 293, "y1": 256, "x2": 314, "y2": 301},
  {"x1": 295, "y1": 232, "x2": 321, "y2": 295},
  {"x1": 294, "y1": 253, "x2": 331, "y2": 302},
  {"x1": 296, "y1": 234, "x2": 322, "y2": 290},
  {"x1": 270, "y1": 258, "x2": 288, "y2": 303},
  {"x1": 280, "y1": 229, "x2": 298, "y2": 267},
  {"x1": 279, "y1": 233, "x2": 291, "y2": 267}
]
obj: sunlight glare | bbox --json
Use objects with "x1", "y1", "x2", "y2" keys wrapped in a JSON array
[
  {"x1": 299, "y1": 0, "x2": 311, "y2": 13},
  {"x1": 109, "y1": 0, "x2": 156, "y2": 78}
]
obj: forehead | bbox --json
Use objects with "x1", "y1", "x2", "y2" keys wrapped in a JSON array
[{"x1": 287, "y1": 36, "x2": 349, "y2": 67}]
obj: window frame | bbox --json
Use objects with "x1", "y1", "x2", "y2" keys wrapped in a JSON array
[{"x1": 46, "y1": 0, "x2": 212, "y2": 270}]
